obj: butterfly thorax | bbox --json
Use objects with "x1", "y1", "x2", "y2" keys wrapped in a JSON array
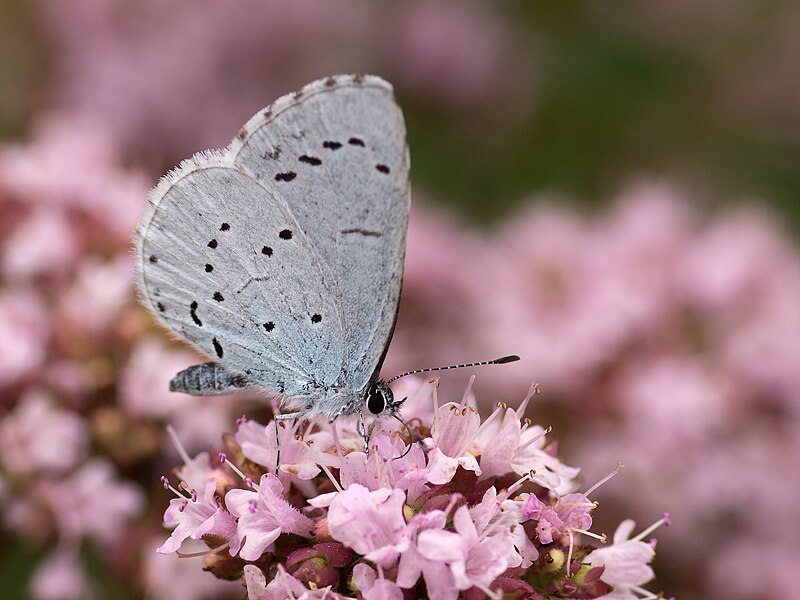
[{"x1": 279, "y1": 377, "x2": 396, "y2": 420}]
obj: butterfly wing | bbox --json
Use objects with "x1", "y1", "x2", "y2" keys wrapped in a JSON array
[
  {"x1": 231, "y1": 75, "x2": 410, "y2": 391},
  {"x1": 136, "y1": 156, "x2": 346, "y2": 396},
  {"x1": 136, "y1": 75, "x2": 409, "y2": 400}
]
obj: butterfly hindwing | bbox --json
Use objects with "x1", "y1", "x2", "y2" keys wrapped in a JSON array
[{"x1": 137, "y1": 158, "x2": 345, "y2": 396}]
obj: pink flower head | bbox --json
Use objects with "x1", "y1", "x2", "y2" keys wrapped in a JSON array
[
  {"x1": 226, "y1": 474, "x2": 314, "y2": 561},
  {"x1": 425, "y1": 402, "x2": 482, "y2": 484},
  {"x1": 327, "y1": 484, "x2": 409, "y2": 567},
  {"x1": 158, "y1": 478, "x2": 236, "y2": 554}
]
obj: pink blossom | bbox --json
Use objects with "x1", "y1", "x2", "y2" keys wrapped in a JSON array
[
  {"x1": 1, "y1": 208, "x2": 80, "y2": 280},
  {"x1": 244, "y1": 564, "x2": 347, "y2": 600},
  {"x1": 327, "y1": 484, "x2": 409, "y2": 567},
  {"x1": 144, "y1": 540, "x2": 242, "y2": 600},
  {"x1": 28, "y1": 546, "x2": 91, "y2": 600},
  {"x1": 417, "y1": 504, "x2": 509, "y2": 595},
  {"x1": 425, "y1": 402, "x2": 482, "y2": 484},
  {"x1": 0, "y1": 288, "x2": 50, "y2": 387},
  {"x1": 58, "y1": 254, "x2": 133, "y2": 335},
  {"x1": 226, "y1": 474, "x2": 314, "y2": 561},
  {"x1": 158, "y1": 478, "x2": 236, "y2": 554},
  {"x1": 235, "y1": 419, "x2": 322, "y2": 482},
  {"x1": 584, "y1": 520, "x2": 657, "y2": 599},
  {"x1": 396, "y1": 509, "x2": 456, "y2": 600},
  {"x1": 41, "y1": 458, "x2": 143, "y2": 545},
  {"x1": 352, "y1": 563, "x2": 404, "y2": 600},
  {"x1": 0, "y1": 390, "x2": 88, "y2": 475}
]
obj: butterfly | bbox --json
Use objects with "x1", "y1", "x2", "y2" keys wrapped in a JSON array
[{"x1": 136, "y1": 74, "x2": 410, "y2": 423}]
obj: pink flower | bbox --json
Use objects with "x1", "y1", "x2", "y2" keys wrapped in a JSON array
[
  {"x1": 425, "y1": 402, "x2": 482, "y2": 484},
  {"x1": 417, "y1": 504, "x2": 509, "y2": 596},
  {"x1": 396, "y1": 509, "x2": 456, "y2": 600},
  {"x1": 584, "y1": 520, "x2": 658, "y2": 599},
  {"x1": 41, "y1": 458, "x2": 143, "y2": 545},
  {"x1": 225, "y1": 474, "x2": 314, "y2": 561},
  {"x1": 158, "y1": 478, "x2": 236, "y2": 554},
  {"x1": 144, "y1": 540, "x2": 242, "y2": 600},
  {"x1": 1, "y1": 208, "x2": 80, "y2": 280},
  {"x1": 327, "y1": 484, "x2": 409, "y2": 567},
  {"x1": 352, "y1": 563, "x2": 404, "y2": 600},
  {"x1": 244, "y1": 564, "x2": 347, "y2": 600},
  {"x1": 0, "y1": 391, "x2": 88, "y2": 476},
  {"x1": 28, "y1": 546, "x2": 91, "y2": 600},
  {"x1": 0, "y1": 288, "x2": 50, "y2": 387},
  {"x1": 235, "y1": 419, "x2": 322, "y2": 482}
]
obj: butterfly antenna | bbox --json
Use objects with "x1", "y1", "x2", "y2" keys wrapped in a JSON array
[{"x1": 386, "y1": 355, "x2": 520, "y2": 384}]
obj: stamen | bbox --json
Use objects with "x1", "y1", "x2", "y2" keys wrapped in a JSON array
[
  {"x1": 498, "y1": 470, "x2": 535, "y2": 501},
  {"x1": 460, "y1": 375, "x2": 476, "y2": 407},
  {"x1": 632, "y1": 514, "x2": 670, "y2": 542},
  {"x1": 518, "y1": 425, "x2": 553, "y2": 452},
  {"x1": 219, "y1": 454, "x2": 257, "y2": 490},
  {"x1": 300, "y1": 436, "x2": 343, "y2": 493},
  {"x1": 573, "y1": 529, "x2": 606, "y2": 543},
  {"x1": 584, "y1": 462, "x2": 625, "y2": 497},
  {"x1": 567, "y1": 530, "x2": 574, "y2": 579},
  {"x1": 516, "y1": 381, "x2": 540, "y2": 417},
  {"x1": 476, "y1": 403, "x2": 506, "y2": 438},
  {"x1": 166, "y1": 425, "x2": 192, "y2": 465},
  {"x1": 431, "y1": 378, "x2": 440, "y2": 412},
  {"x1": 176, "y1": 542, "x2": 230, "y2": 558}
]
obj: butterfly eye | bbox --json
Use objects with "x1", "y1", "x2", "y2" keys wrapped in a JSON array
[{"x1": 367, "y1": 386, "x2": 386, "y2": 415}]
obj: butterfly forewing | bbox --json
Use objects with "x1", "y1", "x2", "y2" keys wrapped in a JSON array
[{"x1": 232, "y1": 76, "x2": 410, "y2": 391}]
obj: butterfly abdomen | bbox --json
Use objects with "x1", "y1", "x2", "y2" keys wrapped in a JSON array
[{"x1": 169, "y1": 362, "x2": 252, "y2": 396}]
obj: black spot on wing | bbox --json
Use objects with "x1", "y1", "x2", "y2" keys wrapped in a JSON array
[
  {"x1": 261, "y1": 246, "x2": 273, "y2": 256},
  {"x1": 212, "y1": 338, "x2": 223, "y2": 359},
  {"x1": 149, "y1": 255, "x2": 158, "y2": 263},
  {"x1": 208, "y1": 239, "x2": 218, "y2": 249},
  {"x1": 275, "y1": 172, "x2": 297, "y2": 182},
  {"x1": 376, "y1": 164, "x2": 390, "y2": 174},
  {"x1": 157, "y1": 302, "x2": 165, "y2": 312},
  {"x1": 323, "y1": 141, "x2": 342, "y2": 150},
  {"x1": 205, "y1": 264, "x2": 213, "y2": 273},
  {"x1": 220, "y1": 223, "x2": 230, "y2": 231},
  {"x1": 190, "y1": 301, "x2": 202, "y2": 326},
  {"x1": 311, "y1": 314, "x2": 322, "y2": 323},
  {"x1": 279, "y1": 229, "x2": 293, "y2": 240},
  {"x1": 213, "y1": 292, "x2": 224, "y2": 302},
  {"x1": 263, "y1": 321, "x2": 274, "y2": 332},
  {"x1": 299, "y1": 155, "x2": 322, "y2": 166},
  {"x1": 348, "y1": 137, "x2": 365, "y2": 147}
]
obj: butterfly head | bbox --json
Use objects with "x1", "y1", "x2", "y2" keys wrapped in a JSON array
[{"x1": 365, "y1": 379, "x2": 404, "y2": 417}]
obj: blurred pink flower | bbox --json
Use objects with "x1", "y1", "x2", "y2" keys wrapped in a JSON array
[
  {"x1": 144, "y1": 541, "x2": 242, "y2": 600},
  {"x1": 41, "y1": 458, "x2": 144, "y2": 544},
  {"x1": 0, "y1": 288, "x2": 50, "y2": 388},
  {"x1": 0, "y1": 113, "x2": 148, "y2": 239},
  {"x1": 1, "y1": 208, "x2": 80, "y2": 280},
  {"x1": 28, "y1": 546, "x2": 92, "y2": 600},
  {"x1": 0, "y1": 390, "x2": 88, "y2": 476},
  {"x1": 58, "y1": 253, "x2": 133, "y2": 336},
  {"x1": 382, "y1": 0, "x2": 526, "y2": 110}
]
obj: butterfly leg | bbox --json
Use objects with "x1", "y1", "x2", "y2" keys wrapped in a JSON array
[
  {"x1": 358, "y1": 412, "x2": 369, "y2": 455},
  {"x1": 274, "y1": 412, "x2": 304, "y2": 475}
]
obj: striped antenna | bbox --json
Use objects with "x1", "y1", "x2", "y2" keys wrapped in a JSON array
[{"x1": 386, "y1": 355, "x2": 520, "y2": 384}]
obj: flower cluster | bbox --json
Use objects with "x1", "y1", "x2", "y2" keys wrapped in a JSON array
[{"x1": 158, "y1": 380, "x2": 668, "y2": 599}]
